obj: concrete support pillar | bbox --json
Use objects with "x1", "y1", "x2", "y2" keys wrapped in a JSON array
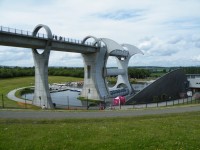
[
  {"x1": 81, "y1": 36, "x2": 109, "y2": 100},
  {"x1": 81, "y1": 38, "x2": 143, "y2": 101},
  {"x1": 32, "y1": 50, "x2": 53, "y2": 108},
  {"x1": 32, "y1": 24, "x2": 53, "y2": 109},
  {"x1": 114, "y1": 44, "x2": 143, "y2": 95},
  {"x1": 114, "y1": 57, "x2": 133, "y2": 94},
  {"x1": 82, "y1": 53, "x2": 101, "y2": 100}
]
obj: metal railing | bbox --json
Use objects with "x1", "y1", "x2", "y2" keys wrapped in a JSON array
[{"x1": 0, "y1": 25, "x2": 95, "y2": 47}]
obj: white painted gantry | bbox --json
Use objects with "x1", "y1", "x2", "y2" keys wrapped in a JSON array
[{"x1": 0, "y1": 24, "x2": 143, "y2": 109}]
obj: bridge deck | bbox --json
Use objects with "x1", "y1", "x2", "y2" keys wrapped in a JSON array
[{"x1": 0, "y1": 26, "x2": 98, "y2": 53}]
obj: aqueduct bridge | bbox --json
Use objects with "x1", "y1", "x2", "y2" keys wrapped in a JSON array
[{"x1": 0, "y1": 24, "x2": 143, "y2": 108}]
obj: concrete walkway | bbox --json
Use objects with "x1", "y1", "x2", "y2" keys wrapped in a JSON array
[
  {"x1": 7, "y1": 87, "x2": 32, "y2": 104},
  {"x1": 4, "y1": 87, "x2": 200, "y2": 120},
  {"x1": 1, "y1": 105, "x2": 200, "y2": 119}
]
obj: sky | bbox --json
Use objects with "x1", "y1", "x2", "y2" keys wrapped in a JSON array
[{"x1": 0, "y1": 0, "x2": 200, "y2": 67}]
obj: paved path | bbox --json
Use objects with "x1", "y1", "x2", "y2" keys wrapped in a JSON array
[
  {"x1": 1, "y1": 105, "x2": 200, "y2": 119},
  {"x1": 5, "y1": 87, "x2": 200, "y2": 119},
  {"x1": 7, "y1": 87, "x2": 32, "y2": 104}
]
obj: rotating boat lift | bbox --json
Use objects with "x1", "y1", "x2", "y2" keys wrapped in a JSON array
[
  {"x1": 81, "y1": 37, "x2": 143, "y2": 101},
  {"x1": 0, "y1": 24, "x2": 143, "y2": 109}
]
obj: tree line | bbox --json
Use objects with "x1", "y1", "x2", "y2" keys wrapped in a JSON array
[
  {"x1": 1, "y1": 66, "x2": 200, "y2": 79},
  {"x1": 182, "y1": 67, "x2": 200, "y2": 74},
  {"x1": 0, "y1": 66, "x2": 84, "y2": 78},
  {"x1": 128, "y1": 68, "x2": 151, "y2": 78},
  {"x1": 0, "y1": 66, "x2": 34, "y2": 78}
]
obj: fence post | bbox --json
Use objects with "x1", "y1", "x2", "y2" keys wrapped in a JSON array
[
  {"x1": 86, "y1": 96, "x2": 88, "y2": 110},
  {"x1": 157, "y1": 102, "x2": 158, "y2": 107},
  {"x1": 173, "y1": 100, "x2": 174, "y2": 106},
  {"x1": 166, "y1": 101, "x2": 167, "y2": 107},
  {"x1": 67, "y1": 96, "x2": 69, "y2": 110},
  {"x1": 25, "y1": 94, "x2": 27, "y2": 109},
  {"x1": 2, "y1": 94, "x2": 4, "y2": 108},
  {"x1": 145, "y1": 103, "x2": 147, "y2": 108}
]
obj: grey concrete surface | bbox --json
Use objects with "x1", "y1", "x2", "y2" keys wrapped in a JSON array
[
  {"x1": 0, "y1": 105, "x2": 200, "y2": 119},
  {"x1": 7, "y1": 87, "x2": 32, "y2": 104}
]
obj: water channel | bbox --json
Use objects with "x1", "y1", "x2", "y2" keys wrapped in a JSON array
[
  {"x1": 22, "y1": 90, "x2": 82, "y2": 107},
  {"x1": 22, "y1": 83, "x2": 148, "y2": 107}
]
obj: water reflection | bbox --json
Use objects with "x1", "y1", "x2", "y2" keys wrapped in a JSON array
[
  {"x1": 22, "y1": 90, "x2": 82, "y2": 107},
  {"x1": 21, "y1": 83, "x2": 149, "y2": 107}
]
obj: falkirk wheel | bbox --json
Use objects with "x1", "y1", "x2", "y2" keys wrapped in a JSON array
[
  {"x1": 29, "y1": 24, "x2": 143, "y2": 109},
  {"x1": 81, "y1": 36, "x2": 143, "y2": 102}
]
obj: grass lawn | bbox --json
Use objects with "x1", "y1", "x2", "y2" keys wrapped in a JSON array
[
  {"x1": 0, "y1": 111, "x2": 200, "y2": 150},
  {"x1": 0, "y1": 76, "x2": 83, "y2": 108}
]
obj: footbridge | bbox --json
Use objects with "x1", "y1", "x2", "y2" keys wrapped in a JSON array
[
  {"x1": 0, "y1": 25, "x2": 97, "y2": 53},
  {"x1": 0, "y1": 24, "x2": 143, "y2": 109}
]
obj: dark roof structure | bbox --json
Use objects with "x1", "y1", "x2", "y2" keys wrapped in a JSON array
[{"x1": 126, "y1": 69, "x2": 188, "y2": 104}]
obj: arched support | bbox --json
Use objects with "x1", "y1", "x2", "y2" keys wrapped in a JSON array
[
  {"x1": 98, "y1": 39, "x2": 143, "y2": 97},
  {"x1": 114, "y1": 44, "x2": 143, "y2": 95},
  {"x1": 32, "y1": 24, "x2": 54, "y2": 109},
  {"x1": 81, "y1": 36, "x2": 109, "y2": 100},
  {"x1": 100, "y1": 38, "x2": 130, "y2": 97}
]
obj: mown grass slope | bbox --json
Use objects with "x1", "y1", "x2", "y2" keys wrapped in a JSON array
[{"x1": 0, "y1": 111, "x2": 200, "y2": 150}]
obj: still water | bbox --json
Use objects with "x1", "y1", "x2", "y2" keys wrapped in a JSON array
[
  {"x1": 22, "y1": 83, "x2": 147, "y2": 107},
  {"x1": 22, "y1": 90, "x2": 82, "y2": 107}
]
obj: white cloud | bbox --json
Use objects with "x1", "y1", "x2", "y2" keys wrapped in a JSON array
[{"x1": 0, "y1": 0, "x2": 200, "y2": 67}]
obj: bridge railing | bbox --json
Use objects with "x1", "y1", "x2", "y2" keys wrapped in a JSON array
[{"x1": 0, "y1": 25, "x2": 95, "y2": 46}]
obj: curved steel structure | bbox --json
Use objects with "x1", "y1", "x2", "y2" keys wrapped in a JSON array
[{"x1": 82, "y1": 35, "x2": 101, "y2": 47}]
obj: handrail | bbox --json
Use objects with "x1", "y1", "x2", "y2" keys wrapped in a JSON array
[{"x1": 0, "y1": 25, "x2": 96, "y2": 47}]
